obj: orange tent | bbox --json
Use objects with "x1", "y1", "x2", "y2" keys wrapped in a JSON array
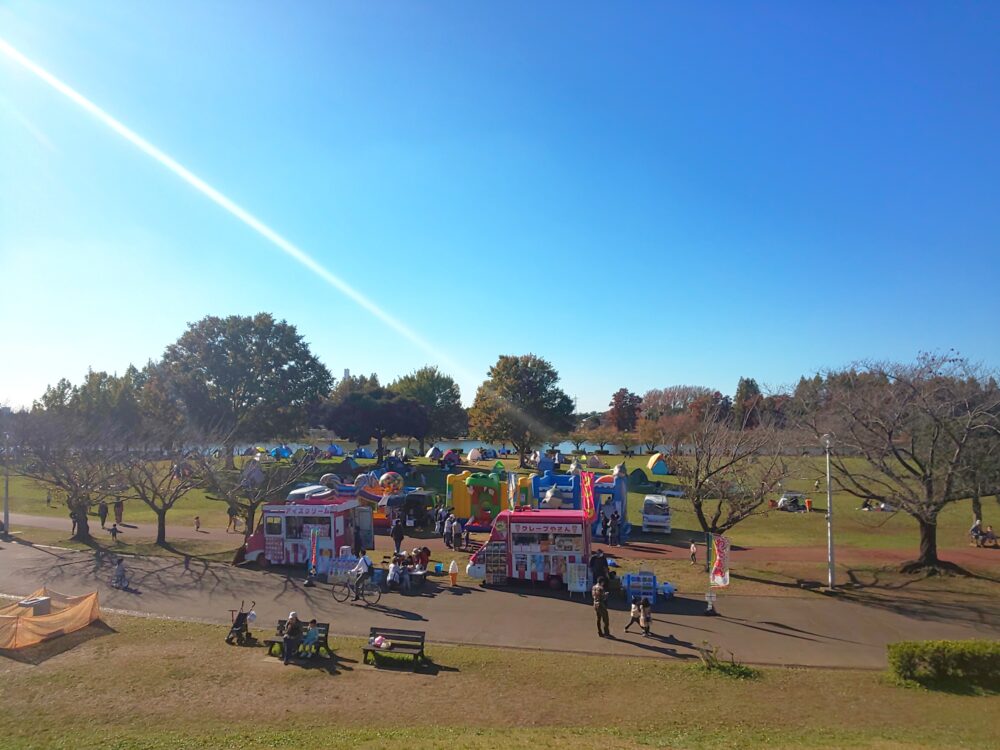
[{"x1": 0, "y1": 588, "x2": 102, "y2": 650}]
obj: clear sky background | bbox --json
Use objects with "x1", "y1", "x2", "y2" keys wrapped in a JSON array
[{"x1": 2, "y1": 2, "x2": 998, "y2": 411}]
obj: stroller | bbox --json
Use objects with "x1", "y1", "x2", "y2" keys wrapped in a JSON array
[{"x1": 225, "y1": 600, "x2": 257, "y2": 646}]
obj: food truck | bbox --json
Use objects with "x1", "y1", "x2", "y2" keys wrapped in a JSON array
[
  {"x1": 243, "y1": 484, "x2": 373, "y2": 572},
  {"x1": 466, "y1": 508, "x2": 591, "y2": 588}
]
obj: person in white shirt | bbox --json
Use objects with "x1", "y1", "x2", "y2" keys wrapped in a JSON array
[{"x1": 350, "y1": 549, "x2": 373, "y2": 601}]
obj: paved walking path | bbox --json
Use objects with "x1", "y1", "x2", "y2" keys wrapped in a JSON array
[{"x1": 1, "y1": 538, "x2": 997, "y2": 669}]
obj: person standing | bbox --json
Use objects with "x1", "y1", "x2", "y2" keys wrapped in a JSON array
[
  {"x1": 98, "y1": 500, "x2": 109, "y2": 529},
  {"x1": 226, "y1": 505, "x2": 238, "y2": 533},
  {"x1": 592, "y1": 576, "x2": 611, "y2": 637},
  {"x1": 689, "y1": 540, "x2": 697, "y2": 565},
  {"x1": 109, "y1": 523, "x2": 120, "y2": 544},
  {"x1": 46, "y1": 490, "x2": 53, "y2": 508},
  {"x1": 443, "y1": 514, "x2": 455, "y2": 549},
  {"x1": 589, "y1": 550, "x2": 609, "y2": 583},
  {"x1": 451, "y1": 517, "x2": 464, "y2": 551},
  {"x1": 70, "y1": 510, "x2": 78, "y2": 537},
  {"x1": 624, "y1": 595, "x2": 642, "y2": 634},
  {"x1": 194, "y1": 516, "x2": 201, "y2": 532},
  {"x1": 639, "y1": 597, "x2": 652, "y2": 637},
  {"x1": 390, "y1": 519, "x2": 406, "y2": 555},
  {"x1": 609, "y1": 511, "x2": 621, "y2": 547},
  {"x1": 114, "y1": 498, "x2": 124, "y2": 525}
]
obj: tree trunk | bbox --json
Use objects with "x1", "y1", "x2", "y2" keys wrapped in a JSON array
[
  {"x1": 418, "y1": 438, "x2": 426, "y2": 455},
  {"x1": 972, "y1": 491, "x2": 982, "y2": 523},
  {"x1": 72, "y1": 511, "x2": 91, "y2": 542},
  {"x1": 224, "y1": 439, "x2": 236, "y2": 470},
  {"x1": 901, "y1": 517, "x2": 941, "y2": 573},
  {"x1": 156, "y1": 510, "x2": 167, "y2": 546},
  {"x1": 244, "y1": 504, "x2": 258, "y2": 541}
]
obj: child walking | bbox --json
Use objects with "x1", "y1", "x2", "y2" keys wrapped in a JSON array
[
  {"x1": 624, "y1": 595, "x2": 642, "y2": 634},
  {"x1": 194, "y1": 516, "x2": 201, "y2": 532},
  {"x1": 639, "y1": 597, "x2": 652, "y2": 637}
]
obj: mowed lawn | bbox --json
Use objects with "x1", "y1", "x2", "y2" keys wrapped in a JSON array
[
  {"x1": 8, "y1": 455, "x2": 994, "y2": 553},
  {"x1": 0, "y1": 614, "x2": 995, "y2": 750}
]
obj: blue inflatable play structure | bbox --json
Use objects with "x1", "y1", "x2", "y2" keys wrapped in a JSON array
[
  {"x1": 532, "y1": 470, "x2": 581, "y2": 509},
  {"x1": 591, "y1": 467, "x2": 632, "y2": 539}
]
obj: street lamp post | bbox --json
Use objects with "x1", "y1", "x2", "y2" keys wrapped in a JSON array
[
  {"x1": 2, "y1": 432, "x2": 9, "y2": 540},
  {"x1": 822, "y1": 433, "x2": 834, "y2": 590}
]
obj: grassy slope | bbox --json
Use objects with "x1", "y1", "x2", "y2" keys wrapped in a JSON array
[{"x1": 0, "y1": 614, "x2": 994, "y2": 750}]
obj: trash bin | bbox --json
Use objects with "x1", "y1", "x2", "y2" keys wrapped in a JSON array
[
  {"x1": 804, "y1": 498, "x2": 813, "y2": 512},
  {"x1": 434, "y1": 562, "x2": 444, "y2": 574}
]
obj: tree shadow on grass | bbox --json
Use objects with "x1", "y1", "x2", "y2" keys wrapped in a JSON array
[{"x1": 0, "y1": 620, "x2": 116, "y2": 665}]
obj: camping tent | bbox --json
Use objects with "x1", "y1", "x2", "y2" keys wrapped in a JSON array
[
  {"x1": 354, "y1": 447, "x2": 375, "y2": 459},
  {"x1": 425, "y1": 446, "x2": 442, "y2": 460},
  {"x1": 0, "y1": 588, "x2": 102, "y2": 650},
  {"x1": 647, "y1": 453, "x2": 669, "y2": 475},
  {"x1": 586, "y1": 455, "x2": 608, "y2": 469},
  {"x1": 468, "y1": 448, "x2": 483, "y2": 462},
  {"x1": 326, "y1": 443, "x2": 344, "y2": 457}
]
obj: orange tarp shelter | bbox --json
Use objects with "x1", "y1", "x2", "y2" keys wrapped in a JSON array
[{"x1": 0, "y1": 588, "x2": 102, "y2": 649}]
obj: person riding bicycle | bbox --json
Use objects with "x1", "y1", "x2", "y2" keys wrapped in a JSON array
[
  {"x1": 112, "y1": 558, "x2": 128, "y2": 589},
  {"x1": 350, "y1": 549, "x2": 373, "y2": 601}
]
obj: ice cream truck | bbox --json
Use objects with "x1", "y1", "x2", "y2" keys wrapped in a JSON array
[
  {"x1": 243, "y1": 484, "x2": 374, "y2": 573},
  {"x1": 466, "y1": 508, "x2": 592, "y2": 588}
]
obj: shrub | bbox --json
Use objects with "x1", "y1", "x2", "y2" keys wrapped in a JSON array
[
  {"x1": 888, "y1": 640, "x2": 1000, "y2": 690},
  {"x1": 695, "y1": 641, "x2": 761, "y2": 680}
]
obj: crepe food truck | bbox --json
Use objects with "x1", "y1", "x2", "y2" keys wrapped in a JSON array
[
  {"x1": 243, "y1": 484, "x2": 374, "y2": 574},
  {"x1": 466, "y1": 508, "x2": 591, "y2": 589}
]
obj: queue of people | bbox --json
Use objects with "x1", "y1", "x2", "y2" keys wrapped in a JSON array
[{"x1": 434, "y1": 506, "x2": 469, "y2": 550}]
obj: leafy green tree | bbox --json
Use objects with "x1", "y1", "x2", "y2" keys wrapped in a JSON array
[
  {"x1": 390, "y1": 366, "x2": 467, "y2": 452},
  {"x1": 732, "y1": 377, "x2": 762, "y2": 428},
  {"x1": 161, "y1": 314, "x2": 331, "y2": 467},
  {"x1": 325, "y1": 388, "x2": 428, "y2": 462},
  {"x1": 467, "y1": 354, "x2": 574, "y2": 467},
  {"x1": 608, "y1": 388, "x2": 642, "y2": 432}
]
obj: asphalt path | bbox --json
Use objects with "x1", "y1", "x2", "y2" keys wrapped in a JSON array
[{"x1": 2, "y1": 538, "x2": 997, "y2": 669}]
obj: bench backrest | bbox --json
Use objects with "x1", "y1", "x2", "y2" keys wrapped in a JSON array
[
  {"x1": 369, "y1": 626, "x2": 425, "y2": 645},
  {"x1": 277, "y1": 619, "x2": 330, "y2": 640}
]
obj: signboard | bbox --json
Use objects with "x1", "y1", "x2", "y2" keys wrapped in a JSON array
[
  {"x1": 510, "y1": 522, "x2": 580, "y2": 535},
  {"x1": 710, "y1": 534, "x2": 730, "y2": 587},
  {"x1": 566, "y1": 563, "x2": 589, "y2": 593},
  {"x1": 484, "y1": 542, "x2": 507, "y2": 585}
]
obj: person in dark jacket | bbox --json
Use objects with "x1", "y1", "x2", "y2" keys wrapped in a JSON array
[
  {"x1": 282, "y1": 611, "x2": 303, "y2": 665},
  {"x1": 390, "y1": 519, "x2": 406, "y2": 554}
]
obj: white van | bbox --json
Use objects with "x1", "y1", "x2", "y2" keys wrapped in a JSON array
[{"x1": 641, "y1": 495, "x2": 672, "y2": 534}]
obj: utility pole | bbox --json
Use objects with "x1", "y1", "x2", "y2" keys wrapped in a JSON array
[
  {"x1": 2, "y1": 432, "x2": 10, "y2": 539},
  {"x1": 823, "y1": 433, "x2": 835, "y2": 590}
]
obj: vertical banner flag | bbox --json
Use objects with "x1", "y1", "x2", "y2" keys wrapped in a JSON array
[
  {"x1": 310, "y1": 528, "x2": 319, "y2": 571},
  {"x1": 710, "y1": 534, "x2": 730, "y2": 587},
  {"x1": 581, "y1": 471, "x2": 596, "y2": 522},
  {"x1": 507, "y1": 472, "x2": 517, "y2": 510}
]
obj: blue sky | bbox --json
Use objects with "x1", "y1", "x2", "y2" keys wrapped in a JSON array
[{"x1": 2, "y1": 2, "x2": 998, "y2": 411}]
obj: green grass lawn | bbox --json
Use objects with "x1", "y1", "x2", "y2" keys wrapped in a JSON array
[
  {"x1": 7, "y1": 525, "x2": 241, "y2": 562},
  {"x1": 0, "y1": 614, "x2": 994, "y2": 749},
  {"x1": 9, "y1": 454, "x2": 993, "y2": 554}
]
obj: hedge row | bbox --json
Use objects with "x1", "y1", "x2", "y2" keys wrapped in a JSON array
[{"x1": 888, "y1": 640, "x2": 1000, "y2": 688}]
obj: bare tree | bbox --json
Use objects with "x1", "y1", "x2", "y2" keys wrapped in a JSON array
[
  {"x1": 196, "y1": 452, "x2": 321, "y2": 548},
  {"x1": 18, "y1": 414, "x2": 120, "y2": 542},
  {"x1": 118, "y1": 453, "x2": 203, "y2": 545},
  {"x1": 670, "y1": 400, "x2": 787, "y2": 534},
  {"x1": 806, "y1": 354, "x2": 1000, "y2": 573}
]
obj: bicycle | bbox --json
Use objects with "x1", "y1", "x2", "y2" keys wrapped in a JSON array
[{"x1": 331, "y1": 575, "x2": 382, "y2": 606}]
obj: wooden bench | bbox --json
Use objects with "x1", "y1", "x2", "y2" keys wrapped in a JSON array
[
  {"x1": 362, "y1": 626, "x2": 426, "y2": 669},
  {"x1": 263, "y1": 619, "x2": 332, "y2": 659}
]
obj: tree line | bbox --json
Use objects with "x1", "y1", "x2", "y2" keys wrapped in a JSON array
[{"x1": 2, "y1": 312, "x2": 999, "y2": 573}]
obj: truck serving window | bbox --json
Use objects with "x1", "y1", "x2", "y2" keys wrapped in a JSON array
[
  {"x1": 512, "y1": 533, "x2": 540, "y2": 547},
  {"x1": 286, "y1": 516, "x2": 304, "y2": 540},
  {"x1": 264, "y1": 516, "x2": 282, "y2": 536}
]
